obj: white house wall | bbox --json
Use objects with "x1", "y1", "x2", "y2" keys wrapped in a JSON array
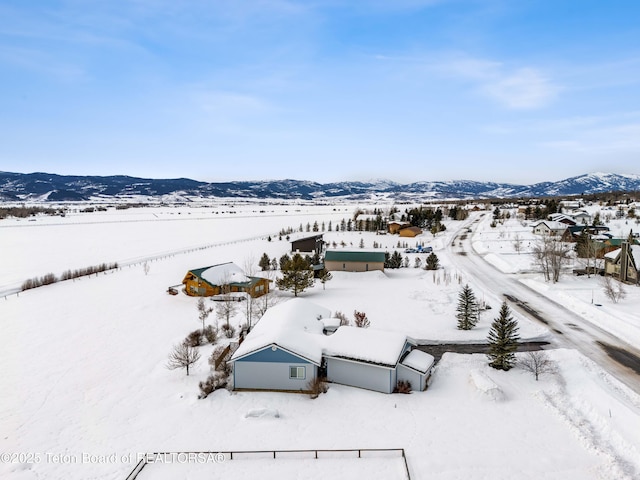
[{"x1": 397, "y1": 364, "x2": 426, "y2": 391}]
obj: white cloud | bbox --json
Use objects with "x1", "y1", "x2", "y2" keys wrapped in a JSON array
[
  {"x1": 482, "y1": 67, "x2": 559, "y2": 109},
  {"x1": 437, "y1": 55, "x2": 560, "y2": 109}
]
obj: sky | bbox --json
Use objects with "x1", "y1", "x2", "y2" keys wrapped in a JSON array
[{"x1": 1, "y1": 0, "x2": 640, "y2": 185}]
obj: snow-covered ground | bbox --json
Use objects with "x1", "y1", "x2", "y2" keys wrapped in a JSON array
[{"x1": 1, "y1": 203, "x2": 640, "y2": 479}]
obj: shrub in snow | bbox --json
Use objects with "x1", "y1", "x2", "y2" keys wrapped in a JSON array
[
  {"x1": 353, "y1": 310, "x2": 370, "y2": 328},
  {"x1": 334, "y1": 311, "x2": 350, "y2": 326},
  {"x1": 203, "y1": 325, "x2": 218, "y2": 344},
  {"x1": 307, "y1": 377, "x2": 329, "y2": 399},
  {"x1": 393, "y1": 380, "x2": 412, "y2": 394},
  {"x1": 221, "y1": 323, "x2": 236, "y2": 339},
  {"x1": 21, "y1": 273, "x2": 58, "y2": 291},
  {"x1": 198, "y1": 372, "x2": 227, "y2": 399},
  {"x1": 185, "y1": 329, "x2": 204, "y2": 347},
  {"x1": 601, "y1": 275, "x2": 626, "y2": 303}
]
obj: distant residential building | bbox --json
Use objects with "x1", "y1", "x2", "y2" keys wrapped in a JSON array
[
  {"x1": 531, "y1": 220, "x2": 568, "y2": 237},
  {"x1": 324, "y1": 250, "x2": 386, "y2": 272},
  {"x1": 182, "y1": 262, "x2": 270, "y2": 298},
  {"x1": 398, "y1": 226, "x2": 423, "y2": 238},
  {"x1": 388, "y1": 220, "x2": 410, "y2": 234},
  {"x1": 291, "y1": 234, "x2": 324, "y2": 254},
  {"x1": 604, "y1": 243, "x2": 639, "y2": 284}
]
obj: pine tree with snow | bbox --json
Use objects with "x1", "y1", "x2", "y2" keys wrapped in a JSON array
[
  {"x1": 487, "y1": 301, "x2": 520, "y2": 371},
  {"x1": 276, "y1": 253, "x2": 314, "y2": 297},
  {"x1": 456, "y1": 284, "x2": 479, "y2": 330}
]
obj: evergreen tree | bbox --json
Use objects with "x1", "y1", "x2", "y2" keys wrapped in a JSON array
[
  {"x1": 279, "y1": 254, "x2": 291, "y2": 271},
  {"x1": 385, "y1": 251, "x2": 403, "y2": 269},
  {"x1": 425, "y1": 252, "x2": 439, "y2": 270},
  {"x1": 258, "y1": 253, "x2": 271, "y2": 271},
  {"x1": 456, "y1": 284, "x2": 479, "y2": 330},
  {"x1": 486, "y1": 302, "x2": 520, "y2": 371},
  {"x1": 318, "y1": 268, "x2": 332, "y2": 290},
  {"x1": 276, "y1": 253, "x2": 314, "y2": 297}
]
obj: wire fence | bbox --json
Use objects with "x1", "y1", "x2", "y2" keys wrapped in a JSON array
[{"x1": 125, "y1": 448, "x2": 411, "y2": 480}]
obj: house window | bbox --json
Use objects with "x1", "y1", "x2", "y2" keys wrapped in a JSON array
[{"x1": 289, "y1": 366, "x2": 306, "y2": 379}]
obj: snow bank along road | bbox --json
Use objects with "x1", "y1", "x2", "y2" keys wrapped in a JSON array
[{"x1": 450, "y1": 214, "x2": 640, "y2": 394}]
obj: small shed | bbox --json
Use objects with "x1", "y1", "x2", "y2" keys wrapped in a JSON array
[{"x1": 323, "y1": 250, "x2": 386, "y2": 272}]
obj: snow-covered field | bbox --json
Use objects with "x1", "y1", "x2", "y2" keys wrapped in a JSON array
[{"x1": 2, "y1": 203, "x2": 640, "y2": 479}]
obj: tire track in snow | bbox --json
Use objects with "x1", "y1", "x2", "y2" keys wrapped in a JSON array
[{"x1": 537, "y1": 372, "x2": 639, "y2": 480}]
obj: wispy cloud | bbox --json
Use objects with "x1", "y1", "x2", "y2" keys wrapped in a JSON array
[
  {"x1": 482, "y1": 67, "x2": 559, "y2": 109},
  {"x1": 436, "y1": 55, "x2": 560, "y2": 109},
  {"x1": 0, "y1": 46, "x2": 86, "y2": 81}
]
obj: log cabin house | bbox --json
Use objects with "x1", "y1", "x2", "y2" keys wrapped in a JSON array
[{"x1": 182, "y1": 262, "x2": 270, "y2": 298}]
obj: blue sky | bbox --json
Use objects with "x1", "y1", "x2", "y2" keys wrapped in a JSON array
[{"x1": 1, "y1": 0, "x2": 639, "y2": 184}]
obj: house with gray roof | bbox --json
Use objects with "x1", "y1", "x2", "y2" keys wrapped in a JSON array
[{"x1": 230, "y1": 298, "x2": 434, "y2": 394}]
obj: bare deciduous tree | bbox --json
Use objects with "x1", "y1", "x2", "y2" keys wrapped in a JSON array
[
  {"x1": 216, "y1": 294, "x2": 238, "y2": 329},
  {"x1": 532, "y1": 235, "x2": 571, "y2": 283},
  {"x1": 143, "y1": 261, "x2": 150, "y2": 275},
  {"x1": 243, "y1": 254, "x2": 258, "y2": 328},
  {"x1": 167, "y1": 342, "x2": 201, "y2": 376},
  {"x1": 512, "y1": 233, "x2": 523, "y2": 255},
  {"x1": 518, "y1": 351, "x2": 556, "y2": 381},
  {"x1": 602, "y1": 275, "x2": 626, "y2": 303},
  {"x1": 197, "y1": 297, "x2": 213, "y2": 335}
]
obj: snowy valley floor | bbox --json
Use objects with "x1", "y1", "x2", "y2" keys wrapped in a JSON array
[{"x1": 1, "y1": 204, "x2": 640, "y2": 479}]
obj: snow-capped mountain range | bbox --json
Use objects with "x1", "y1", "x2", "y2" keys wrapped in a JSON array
[{"x1": 0, "y1": 171, "x2": 638, "y2": 202}]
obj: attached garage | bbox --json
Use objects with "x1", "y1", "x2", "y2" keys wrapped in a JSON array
[
  {"x1": 397, "y1": 350, "x2": 435, "y2": 391},
  {"x1": 323, "y1": 327, "x2": 413, "y2": 394}
]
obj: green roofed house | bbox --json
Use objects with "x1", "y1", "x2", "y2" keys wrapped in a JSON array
[{"x1": 323, "y1": 250, "x2": 386, "y2": 273}]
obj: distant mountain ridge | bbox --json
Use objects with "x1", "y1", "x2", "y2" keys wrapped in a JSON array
[{"x1": 0, "y1": 171, "x2": 639, "y2": 202}]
